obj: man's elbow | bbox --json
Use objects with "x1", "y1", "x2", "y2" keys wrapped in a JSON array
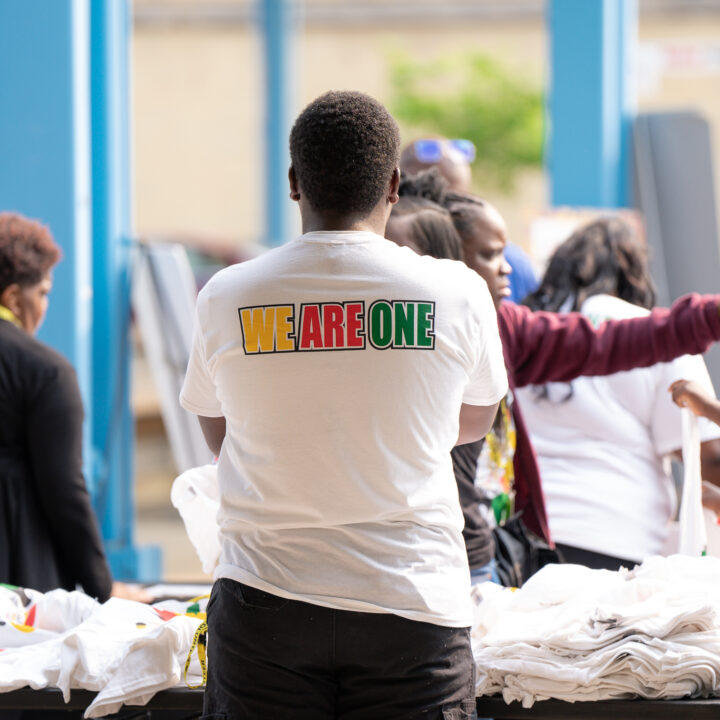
[{"x1": 456, "y1": 401, "x2": 500, "y2": 446}]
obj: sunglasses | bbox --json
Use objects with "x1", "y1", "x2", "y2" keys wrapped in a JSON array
[{"x1": 413, "y1": 138, "x2": 476, "y2": 164}]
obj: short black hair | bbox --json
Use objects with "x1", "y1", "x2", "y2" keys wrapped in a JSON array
[
  {"x1": 443, "y1": 191, "x2": 488, "y2": 240},
  {"x1": 390, "y1": 196, "x2": 463, "y2": 261},
  {"x1": 398, "y1": 168, "x2": 449, "y2": 205},
  {"x1": 289, "y1": 91, "x2": 400, "y2": 216}
]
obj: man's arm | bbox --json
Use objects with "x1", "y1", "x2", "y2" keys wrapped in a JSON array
[
  {"x1": 199, "y1": 415, "x2": 226, "y2": 457},
  {"x1": 456, "y1": 402, "x2": 500, "y2": 446},
  {"x1": 499, "y1": 295, "x2": 720, "y2": 388}
]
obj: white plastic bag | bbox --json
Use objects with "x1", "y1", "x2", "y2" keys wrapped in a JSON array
[
  {"x1": 170, "y1": 464, "x2": 221, "y2": 573},
  {"x1": 678, "y1": 409, "x2": 708, "y2": 556}
]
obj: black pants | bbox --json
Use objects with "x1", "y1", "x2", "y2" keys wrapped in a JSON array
[
  {"x1": 202, "y1": 578, "x2": 477, "y2": 720},
  {"x1": 556, "y1": 543, "x2": 638, "y2": 572}
]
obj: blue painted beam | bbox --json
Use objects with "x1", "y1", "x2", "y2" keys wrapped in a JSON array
[
  {"x1": 0, "y1": 0, "x2": 94, "y2": 481},
  {"x1": 90, "y1": 0, "x2": 161, "y2": 581},
  {"x1": 547, "y1": 0, "x2": 637, "y2": 208},
  {"x1": 259, "y1": 0, "x2": 294, "y2": 246}
]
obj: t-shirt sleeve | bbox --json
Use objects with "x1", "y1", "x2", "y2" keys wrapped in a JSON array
[
  {"x1": 651, "y1": 354, "x2": 720, "y2": 456},
  {"x1": 462, "y1": 275, "x2": 509, "y2": 406},
  {"x1": 179, "y1": 298, "x2": 224, "y2": 417}
]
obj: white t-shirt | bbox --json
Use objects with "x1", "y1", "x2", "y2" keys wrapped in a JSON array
[
  {"x1": 180, "y1": 231, "x2": 508, "y2": 627},
  {"x1": 516, "y1": 294, "x2": 720, "y2": 562}
]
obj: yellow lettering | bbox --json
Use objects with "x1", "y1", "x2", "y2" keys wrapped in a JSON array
[
  {"x1": 275, "y1": 306, "x2": 295, "y2": 351},
  {"x1": 240, "y1": 307, "x2": 276, "y2": 353}
]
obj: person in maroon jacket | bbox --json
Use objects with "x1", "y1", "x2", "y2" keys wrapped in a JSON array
[{"x1": 386, "y1": 181, "x2": 720, "y2": 582}]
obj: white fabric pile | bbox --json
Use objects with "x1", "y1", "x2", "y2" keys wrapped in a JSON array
[
  {"x1": 0, "y1": 586, "x2": 205, "y2": 718},
  {"x1": 472, "y1": 555, "x2": 720, "y2": 707},
  {"x1": 171, "y1": 463, "x2": 221, "y2": 573}
]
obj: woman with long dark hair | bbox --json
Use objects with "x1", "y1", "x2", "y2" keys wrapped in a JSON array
[{"x1": 520, "y1": 218, "x2": 720, "y2": 570}]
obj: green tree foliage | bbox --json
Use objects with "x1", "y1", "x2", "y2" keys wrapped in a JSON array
[{"x1": 390, "y1": 52, "x2": 544, "y2": 190}]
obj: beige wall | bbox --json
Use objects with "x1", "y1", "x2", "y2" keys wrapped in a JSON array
[
  {"x1": 131, "y1": 2, "x2": 720, "y2": 254},
  {"x1": 132, "y1": 2, "x2": 548, "y2": 247},
  {"x1": 133, "y1": 24, "x2": 263, "y2": 243}
]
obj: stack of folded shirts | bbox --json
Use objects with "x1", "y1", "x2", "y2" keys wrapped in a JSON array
[{"x1": 472, "y1": 555, "x2": 720, "y2": 707}]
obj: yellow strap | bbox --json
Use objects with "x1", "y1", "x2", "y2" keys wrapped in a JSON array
[
  {"x1": 188, "y1": 593, "x2": 211, "y2": 604},
  {"x1": 0, "y1": 305, "x2": 21, "y2": 328},
  {"x1": 184, "y1": 620, "x2": 208, "y2": 689}
]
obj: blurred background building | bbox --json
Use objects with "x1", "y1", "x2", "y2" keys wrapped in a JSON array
[{"x1": 3, "y1": 0, "x2": 720, "y2": 581}]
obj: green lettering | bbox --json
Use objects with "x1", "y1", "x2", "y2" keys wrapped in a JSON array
[
  {"x1": 417, "y1": 303, "x2": 434, "y2": 347},
  {"x1": 369, "y1": 301, "x2": 392, "y2": 348},
  {"x1": 394, "y1": 302, "x2": 415, "y2": 347}
]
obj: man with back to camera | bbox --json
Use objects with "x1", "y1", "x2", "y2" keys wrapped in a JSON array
[{"x1": 180, "y1": 91, "x2": 508, "y2": 719}]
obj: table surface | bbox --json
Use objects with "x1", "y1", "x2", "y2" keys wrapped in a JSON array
[
  {"x1": 3, "y1": 689, "x2": 720, "y2": 718},
  {"x1": 475, "y1": 695, "x2": 720, "y2": 719}
]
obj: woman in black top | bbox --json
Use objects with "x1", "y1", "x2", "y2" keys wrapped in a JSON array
[{"x1": 0, "y1": 212, "x2": 113, "y2": 600}]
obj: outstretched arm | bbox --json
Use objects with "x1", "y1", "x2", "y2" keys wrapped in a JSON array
[{"x1": 499, "y1": 295, "x2": 720, "y2": 388}]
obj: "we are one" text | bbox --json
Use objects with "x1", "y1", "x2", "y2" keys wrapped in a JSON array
[{"x1": 238, "y1": 300, "x2": 436, "y2": 354}]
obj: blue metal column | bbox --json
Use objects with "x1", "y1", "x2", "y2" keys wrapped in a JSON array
[
  {"x1": 548, "y1": 0, "x2": 637, "y2": 208},
  {"x1": 91, "y1": 0, "x2": 161, "y2": 580},
  {"x1": 259, "y1": 0, "x2": 294, "y2": 247},
  {"x1": 0, "y1": 0, "x2": 94, "y2": 475}
]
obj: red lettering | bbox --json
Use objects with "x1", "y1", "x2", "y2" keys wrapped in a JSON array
[
  {"x1": 323, "y1": 303, "x2": 345, "y2": 349},
  {"x1": 298, "y1": 305, "x2": 323, "y2": 349},
  {"x1": 346, "y1": 303, "x2": 364, "y2": 348}
]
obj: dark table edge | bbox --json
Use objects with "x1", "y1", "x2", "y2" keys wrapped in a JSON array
[
  {"x1": 0, "y1": 687, "x2": 203, "y2": 711},
  {"x1": 2, "y1": 689, "x2": 720, "y2": 718}
]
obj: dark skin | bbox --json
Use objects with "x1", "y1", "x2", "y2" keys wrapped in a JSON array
[
  {"x1": 198, "y1": 165, "x2": 501, "y2": 454},
  {"x1": 669, "y1": 379, "x2": 720, "y2": 508},
  {"x1": 456, "y1": 203, "x2": 512, "y2": 310},
  {"x1": 0, "y1": 274, "x2": 53, "y2": 335}
]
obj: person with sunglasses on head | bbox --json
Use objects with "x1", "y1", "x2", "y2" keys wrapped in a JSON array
[
  {"x1": 181, "y1": 91, "x2": 510, "y2": 720},
  {"x1": 400, "y1": 137, "x2": 539, "y2": 303},
  {"x1": 390, "y1": 171, "x2": 720, "y2": 582}
]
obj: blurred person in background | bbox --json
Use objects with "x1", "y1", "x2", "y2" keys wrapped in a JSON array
[
  {"x1": 0, "y1": 212, "x2": 146, "y2": 603},
  {"x1": 400, "y1": 137, "x2": 538, "y2": 303},
  {"x1": 519, "y1": 218, "x2": 720, "y2": 570},
  {"x1": 391, "y1": 176, "x2": 720, "y2": 583}
]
